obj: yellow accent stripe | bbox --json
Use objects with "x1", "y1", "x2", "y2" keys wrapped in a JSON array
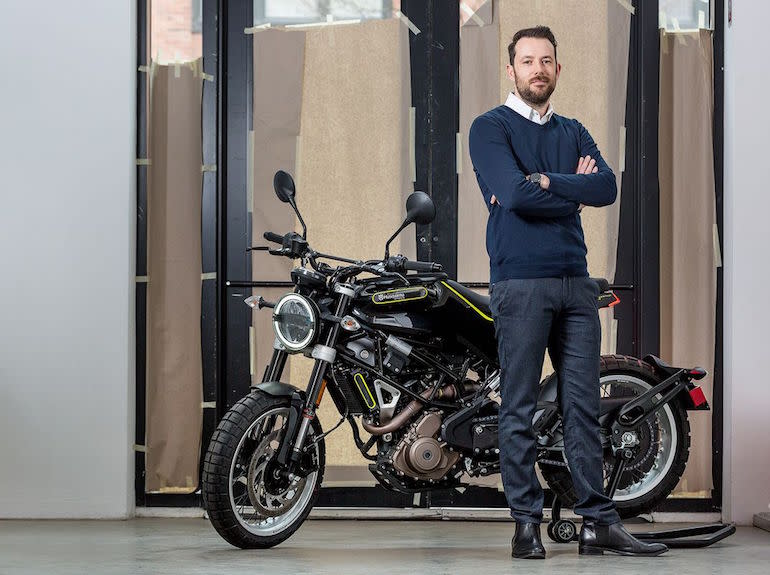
[
  {"x1": 441, "y1": 281, "x2": 493, "y2": 322},
  {"x1": 353, "y1": 372, "x2": 377, "y2": 409}
]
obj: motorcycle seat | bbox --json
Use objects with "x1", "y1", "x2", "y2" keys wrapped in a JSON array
[
  {"x1": 590, "y1": 277, "x2": 610, "y2": 293},
  {"x1": 643, "y1": 354, "x2": 685, "y2": 376},
  {"x1": 443, "y1": 279, "x2": 492, "y2": 319},
  {"x1": 445, "y1": 278, "x2": 609, "y2": 321}
]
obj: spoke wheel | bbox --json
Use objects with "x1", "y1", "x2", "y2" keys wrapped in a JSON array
[
  {"x1": 538, "y1": 355, "x2": 690, "y2": 519},
  {"x1": 203, "y1": 392, "x2": 325, "y2": 548}
]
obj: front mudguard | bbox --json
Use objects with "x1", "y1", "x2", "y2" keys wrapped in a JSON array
[
  {"x1": 252, "y1": 380, "x2": 306, "y2": 400},
  {"x1": 251, "y1": 381, "x2": 306, "y2": 465}
]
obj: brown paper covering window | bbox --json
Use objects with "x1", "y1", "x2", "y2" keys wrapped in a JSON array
[
  {"x1": 145, "y1": 61, "x2": 204, "y2": 493},
  {"x1": 659, "y1": 29, "x2": 715, "y2": 496},
  {"x1": 249, "y1": 19, "x2": 413, "y2": 471}
]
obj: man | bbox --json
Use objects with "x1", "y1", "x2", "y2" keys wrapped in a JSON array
[{"x1": 469, "y1": 26, "x2": 667, "y2": 559}]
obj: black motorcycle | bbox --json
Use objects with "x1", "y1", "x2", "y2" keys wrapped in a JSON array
[{"x1": 202, "y1": 170, "x2": 710, "y2": 549}]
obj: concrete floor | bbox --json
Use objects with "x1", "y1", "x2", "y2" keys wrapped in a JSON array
[{"x1": 0, "y1": 519, "x2": 767, "y2": 575}]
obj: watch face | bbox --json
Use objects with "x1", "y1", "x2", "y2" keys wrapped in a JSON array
[{"x1": 531, "y1": 173, "x2": 541, "y2": 184}]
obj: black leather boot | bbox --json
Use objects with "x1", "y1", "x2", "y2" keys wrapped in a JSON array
[
  {"x1": 579, "y1": 521, "x2": 668, "y2": 556},
  {"x1": 511, "y1": 522, "x2": 546, "y2": 559}
]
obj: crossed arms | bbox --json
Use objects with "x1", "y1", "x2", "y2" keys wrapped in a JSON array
[{"x1": 468, "y1": 115, "x2": 617, "y2": 218}]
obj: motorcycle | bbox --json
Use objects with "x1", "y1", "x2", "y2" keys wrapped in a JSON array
[{"x1": 202, "y1": 170, "x2": 710, "y2": 549}]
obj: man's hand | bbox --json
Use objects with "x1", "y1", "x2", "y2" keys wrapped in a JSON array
[
  {"x1": 575, "y1": 155, "x2": 597, "y2": 212},
  {"x1": 576, "y1": 155, "x2": 599, "y2": 175}
]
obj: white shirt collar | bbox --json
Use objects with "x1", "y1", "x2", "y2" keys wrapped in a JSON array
[{"x1": 504, "y1": 91, "x2": 554, "y2": 125}]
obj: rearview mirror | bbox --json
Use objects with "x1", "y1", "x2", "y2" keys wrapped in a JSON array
[
  {"x1": 273, "y1": 170, "x2": 296, "y2": 204},
  {"x1": 405, "y1": 191, "x2": 435, "y2": 225},
  {"x1": 384, "y1": 191, "x2": 436, "y2": 259},
  {"x1": 272, "y1": 170, "x2": 307, "y2": 239}
]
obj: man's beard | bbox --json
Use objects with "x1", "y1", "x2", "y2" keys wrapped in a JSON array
[{"x1": 514, "y1": 72, "x2": 556, "y2": 106}]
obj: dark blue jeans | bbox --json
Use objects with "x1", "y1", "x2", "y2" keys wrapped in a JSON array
[{"x1": 489, "y1": 276, "x2": 620, "y2": 525}]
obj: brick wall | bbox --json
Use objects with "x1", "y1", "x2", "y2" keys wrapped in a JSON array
[{"x1": 151, "y1": 0, "x2": 202, "y2": 62}]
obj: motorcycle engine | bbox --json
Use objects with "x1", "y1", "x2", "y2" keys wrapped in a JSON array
[{"x1": 391, "y1": 411, "x2": 461, "y2": 481}]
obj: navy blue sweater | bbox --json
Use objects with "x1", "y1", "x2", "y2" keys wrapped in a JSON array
[{"x1": 469, "y1": 106, "x2": 617, "y2": 283}]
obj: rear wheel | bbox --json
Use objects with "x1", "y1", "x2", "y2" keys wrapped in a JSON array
[
  {"x1": 202, "y1": 391, "x2": 325, "y2": 548},
  {"x1": 539, "y1": 355, "x2": 690, "y2": 519}
]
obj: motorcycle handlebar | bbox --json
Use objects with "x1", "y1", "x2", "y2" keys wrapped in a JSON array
[
  {"x1": 263, "y1": 231, "x2": 284, "y2": 244},
  {"x1": 256, "y1": 239, "x2": 442, "y2": 277},
  {"x1": 384, "y1": 255, "x2": 442, "y2": 273},
  {"x1": 403, "y1": 260, "x2": 442, "y2": 273}
]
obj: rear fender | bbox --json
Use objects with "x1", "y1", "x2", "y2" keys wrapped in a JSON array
[
  {"x1": 533, "y1": 375, "x2": 559, "y2": 435},
  {"x1": 534, "y1": 375, "x2": 634, "y2": 432},
  {"x1": 643, "y1": 354, "x2": 710, "y2": 411}
]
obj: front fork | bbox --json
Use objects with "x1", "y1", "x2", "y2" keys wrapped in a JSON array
[{"x1": 274, "y1": 283, "x2": 354, "y2": 471}]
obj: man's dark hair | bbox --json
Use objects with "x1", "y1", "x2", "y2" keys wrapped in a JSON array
[{"x1": 508, "y1": 26, "x2": 557, "y2": 65}]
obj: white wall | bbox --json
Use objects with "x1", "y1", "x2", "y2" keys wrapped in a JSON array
[
  {"x1": 722, "y1": 1, "x2": 770, "y2": 525},
  {"x1": 0, "y1": 1, "x2": 135, "y2": 518}
]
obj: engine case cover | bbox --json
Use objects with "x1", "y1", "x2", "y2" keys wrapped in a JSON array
[{"x1": 392, "y1": 412, "x2": 460, "y2": 481}]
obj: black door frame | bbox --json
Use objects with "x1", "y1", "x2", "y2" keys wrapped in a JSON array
[
  {"x1": 711, "y1": 0, "x2": 725, "y2": 509},
  {"x1": 135, "y1": 0, "x2": 723, "y2": 512},
  {"x1": 614, "y1": 0, "x2": 661, "y2": 362},
  {"x1": 403, "y1": 0, "x2": 461, "y2": 277},
  {"x1": 134, "y1": 0, "x2": 148, "y2": 506}
]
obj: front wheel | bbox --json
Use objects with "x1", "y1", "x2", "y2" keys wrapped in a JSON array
[
  {"x1": 202, "y1": 391, "x2": 325, "y2": 548},
  {"x1": 539, "y1": 355, "x2": 691, "y2": 519}
]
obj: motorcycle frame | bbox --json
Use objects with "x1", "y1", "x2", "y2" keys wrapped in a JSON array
[
  {"x1": 611, "y1": 368, "x2": 707, "y2": 435},
  {"x1": 253, "y1": 282, "x2": 483, "y2": 472}
]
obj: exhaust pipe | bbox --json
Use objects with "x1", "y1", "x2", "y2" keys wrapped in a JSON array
[{"x1": 361, "y1": 384, "x2": 459, "y2": 436}]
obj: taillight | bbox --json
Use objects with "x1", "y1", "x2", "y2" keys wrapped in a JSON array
[
  {"x1": 688, "y1": 367, "x2": 707, "y2": 380},
  {"x1": 689, "y1": 386, "x2": 707, "y2": 407}
]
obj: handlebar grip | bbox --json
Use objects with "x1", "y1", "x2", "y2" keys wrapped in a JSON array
[
  {"x1": 263, "y1": 231, "x2": 284, "y2": 244},
  {"x1": 403, "y1": 260, "x2": 442, "y2": 273}
]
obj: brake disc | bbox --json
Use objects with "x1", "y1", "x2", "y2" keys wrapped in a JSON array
[{"x1": 246, "y1": 430, "x2": 308, "y2": 518}]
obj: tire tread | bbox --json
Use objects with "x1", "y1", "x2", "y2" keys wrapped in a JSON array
[{"x1": 202, "y1": 391, "x2": 325, "y2": 549}]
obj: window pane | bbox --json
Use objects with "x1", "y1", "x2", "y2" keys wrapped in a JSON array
[
  {"x1": 329, "y1": 0, "x2": 391, "y2": 19},
  {"x1": 192, "y1": 0, "x2": 202, "y2": 33},
  {"x1": 151, "y1": 0, "x2": 203, "y2": 62},
  {"x1": 256, "y1": 0, "x2": 396, "y2": 25},
  {"x1": 460, "y1": 0, "x2": 492, "y2": 26},
  {"x1": 265, "y1": 0, "x2": 320, "y2": 20},
  {"x1": 659, "y1": 0, "x2": 711, "y2": 30}
]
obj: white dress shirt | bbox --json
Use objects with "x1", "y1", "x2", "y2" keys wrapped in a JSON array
[{"x1": 504, "y1": 91, "x2": 554, "y2": 125}]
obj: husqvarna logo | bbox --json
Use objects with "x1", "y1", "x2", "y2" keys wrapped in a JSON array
[
  {"x1": 374, "y1": 291, "x2": 407, "y2": 303},
  {"x1": 372, "y1": 287, "x2": 428, "y2": 304}
]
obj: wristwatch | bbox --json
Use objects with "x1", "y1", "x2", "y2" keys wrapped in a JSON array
[{"x1": 530, "y1": 172, "x2": 542, "y2": 185}]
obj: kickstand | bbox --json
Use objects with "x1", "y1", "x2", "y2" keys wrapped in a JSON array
[
  {"x1": 606, "y1": 453, "x2": 736, "y2": 548},
  {"x1": 545, "y1": 454, "x2": 736, "y2": 548},
  {"x1": 631, "y1": 524, "x2": 737, "y2": 548}
]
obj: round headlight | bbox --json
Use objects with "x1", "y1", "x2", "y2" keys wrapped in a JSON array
[{"x1": 272, "y1": 293, "x2": 317, "y2": 352}]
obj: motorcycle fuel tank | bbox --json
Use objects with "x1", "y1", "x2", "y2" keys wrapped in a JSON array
[{"x1": 352, "y1": 277, "x2": 498, "y2": 362}]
